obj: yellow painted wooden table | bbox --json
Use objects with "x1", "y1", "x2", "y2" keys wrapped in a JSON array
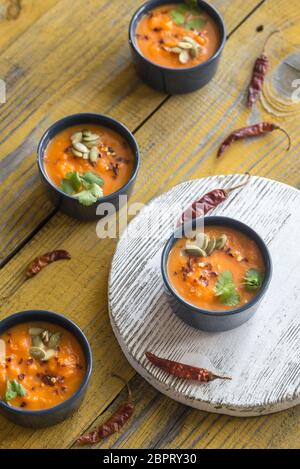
[{"x1": 0, "y1": 0, "x2": 299, "y2": 449}]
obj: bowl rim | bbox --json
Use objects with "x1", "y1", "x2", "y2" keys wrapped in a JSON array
[
  {"x1": 37, "y1": 112, "x2": 140, "y2": 206},
  {"x1": 161, "y1": 216, "x2": 273, "y2": 317},
  {"x1": 0, "y1": 310, "x2": 92, "y2": 416},
  {"x1": 128, "y1": 0, "x2": 226, "y2": 73}
]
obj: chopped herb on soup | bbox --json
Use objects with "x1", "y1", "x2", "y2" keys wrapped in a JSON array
[
  {"x1": 44, "y1": 125, "x2": 134, "y2": 206},
  {"x1": 135, "y1": 2, "x2": 220, "y2": 68},
  {"x1": 167, "y1": 226, "x2": 265, "y2": 311}
]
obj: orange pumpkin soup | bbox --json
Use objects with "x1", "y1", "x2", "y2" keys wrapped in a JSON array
[
  {"x1": 0, "y1": 323, "x2": 85, "y2": 410},
  {"x1": 44, "y1": 125, "x2": 134, "y2": 202},
  {"x1": 135, "y1": 3, "x2": 220, "y2": 68},
  {"x1": 167, "y1": 226, "x2": 265, "y2": 311}
]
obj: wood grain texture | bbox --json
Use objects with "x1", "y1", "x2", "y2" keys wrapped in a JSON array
[
  {"x1": 109, "y1": 175, "x2": 300, "y2": 416},
  {"x1": 0, "y1": 0, "x2": 299, "y2": 450},
  {"x1": 0, "y1": 0, "x2": 261, "y2": 262}
]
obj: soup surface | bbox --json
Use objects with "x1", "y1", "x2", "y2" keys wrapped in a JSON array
[
  {"x1": 167, "y1": 226, "x2": 265, "y2": 311},
  {"x1": 44, "y1": 125, "x2": 134, "y2": 198},
  {"x1": 135, "y1": 3, "x2": 220, "y2": 68},
  {"x1": 0, "y1": 322, "x2": 85, "y2": 410}
]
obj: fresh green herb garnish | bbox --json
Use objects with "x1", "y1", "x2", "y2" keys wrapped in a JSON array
[
  {"x1": 170, "y1": 1, "x2": 206, "y2": 29},
  {"x1": 5, "y1": 379, "x2": 27, "y2": 402},
  {"x1": 170, "y1": 10, "x2": 185, "y2": 25},
  {"x1": 243, "y1": 269, "x2": 264, "y2": 292},
  {"x1": 215, "y1": 270, "x2": 240, "y2": 307},
  {"x1": 60, "y1": 171, "x2": 104, "y2": 206}
]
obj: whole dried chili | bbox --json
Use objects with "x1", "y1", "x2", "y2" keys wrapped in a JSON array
[
  {"x1": 247, "y1": 30, "x2": 279, "y2": 107},
  {"x1": 26, "y1": 250, "x2": 71, "y2": 278},
  {"x1": 77, "y1": 375, "x2": 134, "y2": 446},
  {"x1": 180, "y1": 173, "x2": 250, "y2": 224},
  {"x1": 217, "y1": 122, "x2": 291, "y2": 158},
  {"x1": 145, "y1": 352, "x2": 231, "y2": 382}
]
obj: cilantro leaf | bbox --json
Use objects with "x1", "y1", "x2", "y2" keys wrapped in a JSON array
[
  {"x1": 61, "y1": 171, "x2": 81, "y2": 195},
  {"x1": 170, "y1": 10, "x2": 185, "y2": 24},
  {"x1": 81, "y1": 172, "x2": 104, "y2": 186},
  {"x1": 61, "y1": 179, "x2": 75, "y2": 195},
  {"x1": 5, "y1": 379, "x2": 27, "y2": 401},
  {"x1": 244, "y1": 269, "x2": 264, "y2": 292},
  {"x1": 74, "y1": 190, "x2": 97, "y2": 206},
  {"x1": 215, "y1": 270, "x2": 240, "y2": 307},
  {"x1": 186, "y1": 17, "x2": 206, "y2": 30},
  {"x1": 89, "y1": 183, "x2": 104, "y2": 198},
  {"x1": 176, "y1": 4, "x2": 189, "y2": 13}
]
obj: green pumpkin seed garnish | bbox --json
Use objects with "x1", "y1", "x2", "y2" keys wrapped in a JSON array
[
  {"x1": 71, "y1": 131, "x2": 83, "y2": 143},
  {"x1": 82, "y1": 133, "x2": 101, "y2": 142},
  {"x1": 30, "y1": 347, "x2": 46, "y2": 361},
  {"x1": 184, "y1": 244, "x2": 207, "y2": 257},
  {"x1": 179, "y1": 50, "x2": 189, "y2": 64},
  {"x1": 72, "y1": 148, "x2": 83, "y2": 158},
  {"x1": 43, "y1": 349, "x2": 56, "y2": 361},
  {"x1": 215, "y1": 234, "x2": 228, "y2": 250},
  {"x1": 82, "y1": 129, "x2": 92, "y2": 137},
  {"x1": 89, "y1": 146, "x2": 100, "y2": 163},
  {"x1": 47, "y1": 332, "x2": 61, "y2": 349},
  {"x1": 29, "y1": 327, "x2": 43, "y2": 336},
  {"x1": 31, "y1": 335, "x2": 43, "y2": 347},
  {"x1": 170, "y1": 46, "x2": 182, "y2": 54},
  {"x1": 206, "y1": 238, "x2": 216, "y2": 255},
  {"x1": 73, "y1": 142, "x2": 89, "y2": 153},
  {"x1": 178, "y1": 41, "x2": 193, "y2": 49}
]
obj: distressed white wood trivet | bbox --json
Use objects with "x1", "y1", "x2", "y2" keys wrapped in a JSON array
[{"x1": 108, "y1": 175, "x2": 300, "y2": 416}]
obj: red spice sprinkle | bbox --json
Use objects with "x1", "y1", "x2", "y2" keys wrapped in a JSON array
[
  {"x1": 18, "y1": 374, "x2": 25, "y2": 381},
  {"x1": 20, "y1": 402, "x2": 27, "y2": 408}
]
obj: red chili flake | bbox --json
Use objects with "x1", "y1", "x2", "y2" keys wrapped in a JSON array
[
  {"x1": 181, "y1": 174, "x2": 250, "y2": 224},
  {"x1": 26, "y1": 250, "x2": 71, "y2": 278},
  {"x1": 116, "y1": 157, "x2": 130, "y2": 164},
  {"x1": 20, "y1": 402, "x2": 27, "y2": 408},
  {"x1": 27, "y1": 358, "x2": 33, "y2": 365},
  {"x1": 217, "y1": 123, "x2": 291, "y2": 158},
  {"x1": 6, "y1": 357, "x2": 12, "y2": 363},
  {"x1": 18, "y1": 374, "x2": 25, "y2": 381},
  {"x1": 145, "y1": 352, "x2": 231, "y2": 382},
  {"x1": 247, "y1": 31, "x2": 279, "y2": 107},
  {"x1": 153, "y1": 27, "x2": 162, "y2": 32},
  {"x1": 18, "y1": 358, "x2": 23, "y2": 365},
  {"x1": 77, "y1": 375, "x2": 134, "y2": 446}
]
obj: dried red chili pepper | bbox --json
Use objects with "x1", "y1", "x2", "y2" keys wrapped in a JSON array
[
  {"x1": 145, "y1": 352, "x2": 231, "y2": 382},
  {"x1": 217, "y1": 122, "x2": 291, "y2": 158},
  {"x1": 26, "y1": 250, "x2": 71, "y2": 278},
  {"x1": 247, "y1": 30, "x2": 279, "y2": 107},
  {"x1": 180, "y1": 173, "x2": 250, "y2": 224},
  {"x1": 77, "y1": 375, "x2": 134, "y2": 446}
]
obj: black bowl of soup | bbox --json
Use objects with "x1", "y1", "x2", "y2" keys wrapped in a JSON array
[
  {"x1": 0, "y1": 310, "x2": 92, "y2": 428},
  {"x1": 37, "y1": 113, "x2": 140, "y2": 220},
  {"x1": 161, "y1": 216, "x2": 272, "y2": 331},
  {"x1": 129, "y1": 0, "x2": 226, "y2": 94}
]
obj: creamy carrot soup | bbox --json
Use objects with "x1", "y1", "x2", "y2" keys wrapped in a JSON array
[
  {"x1": 0, "y1": 323, "x2": 85, "y2": 410},
  {"x1": 167, "y1": 226, "x2": 265, "y2": 311},
  {"x1": 44, "y1": 125, "x2": 134, "y2": 201},
  {"x1": 135, "y1": 3, "x2": 220, "y2": 68}
]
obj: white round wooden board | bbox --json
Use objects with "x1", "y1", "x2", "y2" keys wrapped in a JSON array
[{"x1": 108, "y1": 175, "x2": 300, "y2": 416}]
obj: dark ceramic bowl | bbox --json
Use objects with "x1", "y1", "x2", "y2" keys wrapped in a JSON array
[
  {"x1": 37, "y1": 113, "x2": 140, "y2": 220},
  {"x1": 0, "y1": 310, "x2": 92, "y2": 428},
  {"x1": 161, "y1": 216, "x2": 272, "y2": 332},
  {"x1": 129, "y1": 0, "x2": 226, "y2": 94}
]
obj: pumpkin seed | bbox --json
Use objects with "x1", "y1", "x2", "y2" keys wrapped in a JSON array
[
  {"x1": 89, "y1": 146, "x2": 100, "y2": 163},
  {"x1": 48, "y1": 332, "x2": 61, "y2": 349},
  {"x1": 170, "y1": 47, "x2": 182, "y2": 54},
  {"x1": 202, "y1": 234, "x2": 210, "y2": 251},
  {"x1": 190, "y1": 47, "x2": 199, "y2": 58},
  {"x1": 182, "y1": 36, "x2": 198, "y2": 47},
  {"x1": 179, "y1": 50, "x2": 189, "y2": 64},
  {"x1": 206, "y1": 238, "x2": 216, "y2": 255},
  {"x1": 82, "y1": 152, "x2": 89, "y2": 160},
  {"x1": 215, "y1": 234, "x2": 228, "y2": 250},
  {"x1": 184, "y1": 244, "x2": 207, "y2": 257},
  {"x1": 32, "y1": 335, "x2": 43, "y2": 347},
  {"x1": 71, "y1": 132, "x2": 83, "y2": 143},
  {"x1": 73, "y1": 142, "x2": 89, "y2": 153},
  {"x1": 30, "y1": 346, "x2": 46, "y2": 361},
  {"x1": 71, "y1": 148, "x2": 83, "y2": 158},
  {"x1": 84, "y1": 139, "x2": 100, "y2": 149},
  {"x1": 29, "y1": 327, "x2": 43, "y2": 336},
  {"x1": 82, "y1": 133, "x2": 100, "y2": 142},
  {"x1": 82, "y1": 129, "x2": 92, "y2": 137},
  {"x1": 43, "y1": 349, "x2": 56, "y2": 361},
  {"x1": 195, "y1": 232, "x2": 205, "y2": 248},
  {"x1": 178, "y1": 41, "x2": 193, "y2": 49}
]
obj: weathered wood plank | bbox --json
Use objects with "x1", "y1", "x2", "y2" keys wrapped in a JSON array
[
  {"x1": 0, "y1": 0, "x2": 262, "y2": 263},
  {"x1": 0, "y1": 0, "x2": 60, "y2": 50},
  {"x1": 1, "y1": 0, "x2": 299, "y2": 449}
]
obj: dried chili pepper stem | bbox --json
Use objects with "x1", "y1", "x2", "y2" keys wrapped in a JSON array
[
  {"x1": 217, "y1": 122, "x2": 291, "y2": 158},
  {"x1": 222, "y1": 172, "x2": 251, "y2": 195},
  {"x1": 145, "y1": 352, "x2": 231, "y2": 382},
  {"x1": 247, "y1": 30, "x2": 279, "y2": 108},
  {"x1": 77, "y1": 374, "x2": 134, "y2": 446}
]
